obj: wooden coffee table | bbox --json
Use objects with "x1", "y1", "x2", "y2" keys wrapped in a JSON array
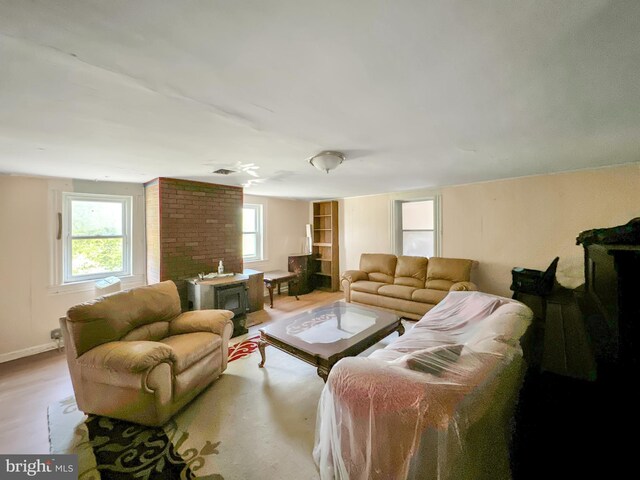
[{"x1": 258, "y1": 302, "x2": 404, "y2": 381}]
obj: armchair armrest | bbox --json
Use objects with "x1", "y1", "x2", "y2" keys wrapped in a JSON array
[
  {"x1": 169, "y1": 310, "x2": 234, "y2": 337},
  {"x1": 450, "y1": 281, "x2": 478, "y2": 292},
  {"x1": 77, "y1": 341, "x2": 176, "y2": 374},
  {"x1": 341, "y1": 270, "x2": 369, "y2": 283}
]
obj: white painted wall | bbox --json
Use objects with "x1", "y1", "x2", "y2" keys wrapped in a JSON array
[
  {"x1": 243, "y1": 194, "x2": 310, "y2": 273},
  {"x1": 339, "y1": 164, "x2": 640, "y2": 296},
  {"x1": 339, "y1": 188, "x2": 439, "y2": 272},
  {"x1": 441, "y1": 164, "x2": 640, "y2": 296},
  {"x1": 0, "y1": 176, "x2": 146, "y2": 362}
]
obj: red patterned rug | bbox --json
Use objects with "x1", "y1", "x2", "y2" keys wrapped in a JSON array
[{"x1": 228, "y1": 334, "x2": 260, "y2": 362}]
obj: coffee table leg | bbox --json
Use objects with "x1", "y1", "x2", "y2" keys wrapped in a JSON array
[
  {"x1": 397, "y1": 322, "x2": 405, "y2": 336},
  {"x1": 258, "y1": 340, "x2": 267, "y2": 368},
  {"x1": 317, "y1": 366, "x2": 329, "y2": 382}
]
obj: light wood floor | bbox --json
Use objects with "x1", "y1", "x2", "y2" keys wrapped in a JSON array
[{"x1": 0, "y1": 290, "x2": 343, "y2": 454}]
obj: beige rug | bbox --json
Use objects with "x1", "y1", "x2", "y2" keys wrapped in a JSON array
[{"x1": 48, "y1": 331, "x2": 397, "y2": 479}]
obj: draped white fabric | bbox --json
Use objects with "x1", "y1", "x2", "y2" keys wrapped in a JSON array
[{"x1": 313, "y1": 292, "x2": 533, "y2": 480}]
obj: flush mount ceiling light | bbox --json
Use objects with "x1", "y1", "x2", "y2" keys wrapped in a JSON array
[{"x1": 309, "y1": 151, "x2": 345, "y2": 173}]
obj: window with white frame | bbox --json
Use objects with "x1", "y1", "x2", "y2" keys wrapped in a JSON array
[
  {"x1": 393, "y1": 198, "x2": 439, "y2": 257},
  {"x1": 242, "y1": 204, "x2": 263, "y2": 262},
  {"x1": 62, "y1": 193, "x2": 132, "y2": 283}
]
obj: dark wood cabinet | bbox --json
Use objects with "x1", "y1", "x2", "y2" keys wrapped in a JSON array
[
  {"x1": 583, "y1": 244, "x2": 640, "y2": 370},
  {"x1": 288, "y1": 254, "x2": 316, "y2": 294}
]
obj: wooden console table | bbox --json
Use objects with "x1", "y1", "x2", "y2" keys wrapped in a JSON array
[{"x1": 263, "y1": 270, "x2": 300, "y2": 308}]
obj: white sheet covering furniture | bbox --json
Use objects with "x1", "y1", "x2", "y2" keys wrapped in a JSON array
[{"x1": 313, "y1": 291, "x2": 533, "y2": 480}]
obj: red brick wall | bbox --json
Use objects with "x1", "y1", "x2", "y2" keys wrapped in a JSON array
[{"x1": 144, "y1": 177, "x2": 243, "y2": 309}]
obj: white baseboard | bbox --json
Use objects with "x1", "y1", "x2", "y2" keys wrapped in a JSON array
[{"x1": 0, "y1": 341, "x2": 61, "y2": 364}]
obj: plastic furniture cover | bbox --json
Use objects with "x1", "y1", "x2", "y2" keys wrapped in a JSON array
[{"x1": 313, "y1": 291, "x2": 533, "y2": 480}]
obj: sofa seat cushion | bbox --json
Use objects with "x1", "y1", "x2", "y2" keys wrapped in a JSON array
[
  {"x1": 412, "y1": 288, "x2": 448, "y2": 304},
  {"x1": 378, "y1": 284, "x2": 417, "y2": 301},
  {"x1": 160, "y1": 332, "x2": 221, "y2": 373},
  {"x1": 351, "y1": 281, "x2": 388, "y2": 295},
  {"x1": 424, "y1": 279, "x2": 454, "y2": 291}
]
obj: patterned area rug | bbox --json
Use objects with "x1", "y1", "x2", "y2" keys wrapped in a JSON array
[
  {"x1": 227, "y1": 335, "x2": 260, "y2": 362},
  {"x1": 48, "y1": 333, "x2": 342, "y2": 480}
]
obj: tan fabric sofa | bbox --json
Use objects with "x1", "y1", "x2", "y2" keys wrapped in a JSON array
[
  {"x1": 60, "y1": 280, "x2": 234, "y2": 426},
  {"x1": 342, "y1": 253, "x2": 476, "y2": 319}
]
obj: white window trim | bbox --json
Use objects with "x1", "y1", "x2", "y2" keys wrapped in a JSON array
[
  {"x1": 62, "y1": 192, "x2": 132, "y2": 284},
  {"x1": 242, "y1": 203, "x2": 264, "y2": 263},
  {"x1": 391, "y1": 196, "x2": 441, "y2": 257}
]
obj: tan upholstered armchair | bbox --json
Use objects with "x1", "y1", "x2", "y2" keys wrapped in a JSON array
[{"x1": 60, "y1": 280, "x2": 234, "y2": 426}]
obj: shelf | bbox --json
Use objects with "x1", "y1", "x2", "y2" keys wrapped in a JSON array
[{"x1": 312, "y1": 200, "x2": 339, "y2": 292}]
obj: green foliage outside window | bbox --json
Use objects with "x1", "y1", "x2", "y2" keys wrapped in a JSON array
[
  {"x1": 72, "y1": 238, "x2": 123, "y2": 275},
  {"x1": 70, "y1": 200, "x2": 125, "y2": 276}
]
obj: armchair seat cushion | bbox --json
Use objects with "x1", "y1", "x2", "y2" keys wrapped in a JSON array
[
  {"x1": 350, "y1": 281, "x2": 387, "y2": 295},
  {"x1": 160, "y1": 332, "x2": 222, "y2": 373},
  {"x1": 378, "y1": 284, "x2": 416, "y2": 301}
]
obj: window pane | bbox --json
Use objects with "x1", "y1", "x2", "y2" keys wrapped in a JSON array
[
  {"x1": 71, "y1": 238, "x2": 123, "y2": 275},
  {"x1": 243, "y1": 233, "x2": 257, "y2": 257},
  {"x1": 243, "y1": 207, "x2": 256, "y2": 233},
  {"x1": 402, "y1": 231, "x2": 434, "y2": 257},
  {"x1": 402, "y1": 200, "x2": 433, "y2": 230},
  {"x1": 72, "y1": 200, "x2": 123, "y2": 236}
]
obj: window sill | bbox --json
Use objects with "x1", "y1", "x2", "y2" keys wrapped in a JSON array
[
  {"x1": 48, "y1": 274, "x2": 145, "y2": 295},
  {"x1": 244, "y1": 258, "x2": 268, "y2": 265}
]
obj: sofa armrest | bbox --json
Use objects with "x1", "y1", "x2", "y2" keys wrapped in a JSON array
[
  {"x1": 341, "y1": 270, "x2": 368, "y2": 302},
  {"x1": 77, "y1": 341, "x2": 176, "y2": 374},
  {"x1": 169, "y1": 310, "x2": 234, "y2": 337},
  {"x1": 450, "y1": 281, "x2": 478, "y2": 292},
  {"x1": 341, "y1": 270, "x2": 369, "y2": 283}
]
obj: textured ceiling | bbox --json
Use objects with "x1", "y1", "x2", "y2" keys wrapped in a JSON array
[{"x1": 0, "y1": 0, "x2": 639, "y2": 198}]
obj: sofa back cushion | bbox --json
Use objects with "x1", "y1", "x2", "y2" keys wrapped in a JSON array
[
  {"x1": 66, "y1": 280, "x2": 181, "y2": 356},
  {"x1": 425, "y1": 257, "x2": 472, "y2": 290},
  {"x1": 394, "y1": 256, "x2": 428, "y2": 288},
  {"x1": 360, "y1": 254, "x2": 397, "y2": 284}
]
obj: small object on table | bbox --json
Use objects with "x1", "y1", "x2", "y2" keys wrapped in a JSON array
[{"x1": 263, "y1": 270, "x2": 300, "y2": 308}]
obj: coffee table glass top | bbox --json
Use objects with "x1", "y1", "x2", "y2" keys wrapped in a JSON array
[{"x1": 259, "y1": 301, "x2": 400, "y2": 358}]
